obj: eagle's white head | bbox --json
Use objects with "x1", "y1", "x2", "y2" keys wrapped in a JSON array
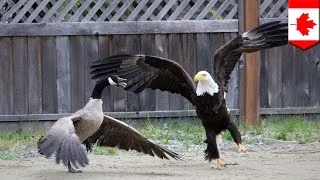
[{"x1": 194, "y1": 71, "x2": 219, "y2": 96}]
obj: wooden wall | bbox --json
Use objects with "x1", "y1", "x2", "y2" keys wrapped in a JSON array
[
  {"x1": 260, "y1": 45, "x2": 320, "y2": 108},
  {"x1": 0, "y1": 33, "x2": 241, "y2": 115},
  {"x1": 1, "y1": 34, "x2": 319, "y2": 116}
]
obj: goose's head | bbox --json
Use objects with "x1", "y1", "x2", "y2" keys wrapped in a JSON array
[
  {"x1": 194, "y1": 71, "x2": 219, "y2": 96},
  {"x1": 108, "y1": 75, "x2": 127, "y2": 88}
]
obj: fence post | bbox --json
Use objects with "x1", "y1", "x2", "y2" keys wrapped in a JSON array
[{"x1": 239, "y1": 0, "x2": 260, "y2": 125}]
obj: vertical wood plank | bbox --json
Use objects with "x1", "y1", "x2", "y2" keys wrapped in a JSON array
[
  {"x1": 224, "y1": 33, "x2": 240, "y2": 109},
  {"x1": 0, "y1": 37, "x2": 13, "y2": 115},
  {"x1": 111, "y1": 35, "x2": 127, "y2": 111},
  {"x1": 196, "y1": 33, "x2": 212, "y2": 73},
  {"x1": 12, "y1": 37, "x2": 28, "y2": 114},
  {"x1": 70, "y1": 36, "x2": 85, "y2": 111},
  {"x1": 181, "y1": 33, "x2": 196, "y2": 110},
  {"x1": 125, "y1": 35, "x2": 141, "y2": 111},
  {"x1": 84, "y1": 36, "x2": 98, "y2": 101},
  {"x1": 168, "y1": 34, "x2": 184, "y2": 110},
  {"x1": 42, "y1": 37, "x2": 58, "y2": 113},
  {"x1": 211, "y1": 33, "x2": 224, "y2": 74},
  {"x1": 98, "y1": 36, "x2": 113, "y2": 112},
  {"x1": 295, "y1": 47, "x2": 312, "y2": 107},
  {"x1": 140, "y1": 34, "x2": 156, "y2": 111},
  {"x1": 56, "y1": 36, "x2": 71, "y2": 113},
  {"x1": 259, "y1": 50, "x2": 269, "y2": 108},
  {"x1": 154, "y1": 34, "x2": 170, "y2": 110},
  {"x1": 294, "y1": 48, "x2": 303, "y2": 107},
  {"x1": 266, "y1": 48, "x2": 283, "y2": 108},
  {"x1": 281, "y1": 45, "x2": 296, "y2": 107},
  {"x1": 28, "y1": 37, "x2": 42, "y2": 114},
  {"x1": 308, "y1": 45, "x2": 320, "y2": 106}
]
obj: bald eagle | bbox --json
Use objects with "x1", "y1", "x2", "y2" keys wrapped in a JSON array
[{"x1": 90, "y1": 21, "x2": 288, "y2": 169}]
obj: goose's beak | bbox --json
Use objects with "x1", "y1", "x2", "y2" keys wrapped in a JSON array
[{"x1": 117, "y1": 77, "x2": 127, "y2": 88}]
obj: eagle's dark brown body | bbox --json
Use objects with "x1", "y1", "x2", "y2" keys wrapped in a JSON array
[
  {"x1": 196, "y1": 93, "x2": 241, "y2": 160},
  {"x1": 196, "y1": 94, "x2": 229, "y2": 135}
]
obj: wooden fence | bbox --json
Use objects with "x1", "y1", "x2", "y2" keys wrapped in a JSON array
[{"x1": 0, "y1": 0, "x2": 319, "y2": 120}]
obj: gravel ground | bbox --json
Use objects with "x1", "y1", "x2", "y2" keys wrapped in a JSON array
[{"x1": 1, "y1": 140, "x2": 320, "y2": 180}]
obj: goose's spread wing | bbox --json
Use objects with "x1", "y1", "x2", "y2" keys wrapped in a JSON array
[
  {"x1": 213, "y1": 21, "x2": 288, "y2": 92},
  {"x1": 86, "y1": 115, "x2": 182, "y2": 160},
  {"x1": 90, "y1": 54, "x2": 197, "y2": 105},
  {"x1": 37, "y1": 115, "x2": 89, "y2": 168}
]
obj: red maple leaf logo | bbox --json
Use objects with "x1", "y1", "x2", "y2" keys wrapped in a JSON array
[{"x1": 295, "y1": 13, "x2": 317, "y2": 36}]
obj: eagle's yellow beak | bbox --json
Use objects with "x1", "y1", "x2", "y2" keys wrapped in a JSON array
[{"x1": 194, "y1": 73, "x2": 203, "y2": 82}]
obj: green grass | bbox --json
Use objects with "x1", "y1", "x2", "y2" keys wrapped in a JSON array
[
  {"x1": 0, "y1": 115, "x2": 319, "y2": 160},
  {"x1": 92, "y1": 146, "x2": 117, "y2": 156},
  {"x1": 0, "y1": 131, "x2": 41, "y2": 151},
  {"x1": 0, "y1": 151, "x2": 17, "y2": 160},
  {"x1": 0, "y1": 131, "x2": 42, "y2": 160},
  {"x1": 140, "y1": 115, "x2": 320, "y2": 149},
  {"x1": 140, "y1": 120, "x2": 205, "y2": 149},
  {"x1": 244, "y1": 115, "x2": 320, "y2": 144}
]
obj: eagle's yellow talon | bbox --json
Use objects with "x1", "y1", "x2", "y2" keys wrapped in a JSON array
[
  {"x1": 216, "y1": 159, "x2": 224, "y2": 169},
  {"x1": 237, "y1": 144, "x2": 247, "y2": 153}
]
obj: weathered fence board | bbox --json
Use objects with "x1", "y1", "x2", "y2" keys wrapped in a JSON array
[
  {"x1": 0, "y1": 20, "x2": 238, "y2": 36},
  {"x1": 27, "y1": 37, "x2": 42, "y2": 114},
  {"x1": 281, "y1": 45, "x2": 296, "y2": 107},
  {"x1": 56, "y1": 36, "x2": 71, "y2": 113},
  {"x1": 224, "y1": 32, "x2": 240, "y2": 109},
  {"x1": 70, "y1": 36, "x2": 86, "y2": 112},
  {"x1": 267, "y1": 48, "x2": 283, "y2": 107},
  {"x1": 308, "y1": 49, "x2": 320, "y2": 106},
  {"x1": 0, "y1": 37, "x2": 13, "y2": 115},
  {"x1": 181, "y1": 33, "x2": 197, "y2": 110},
  {"x1": 12, "y1": 37, "x2": 27, "y2": 114},
  {"x1": 1, "y1": 107, "x2": 320, "y2": 123},
  {"x1": 83, "y1": 36, "x2": 98, "y2": 102},
  {"x1": 42, "y1": 37, "x2": 58, "y2": 113}
]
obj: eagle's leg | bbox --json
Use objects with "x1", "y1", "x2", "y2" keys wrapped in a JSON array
[
  {"x1": 227, "y1": 121, "x2": 247, "y2": 153},
  {"x1": 237, "y1": 144, "x2": 247, "y2": 153},
  {"x1": 216, "y1": 159, "x2": 224, "y2": 169},
  {"x1": 68, "y1": 160, "x2": 82, "y2": 173},
  {"x1": 204, "y1": 130, "x2": 224, "y2": 169}
]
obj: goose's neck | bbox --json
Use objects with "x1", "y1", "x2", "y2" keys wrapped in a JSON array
[{"x1": 91, "y1": 79, "x2": 110, "y2": 99}]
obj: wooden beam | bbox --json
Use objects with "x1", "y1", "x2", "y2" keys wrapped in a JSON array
[
  {"x1": 0, "y1": 20, "x2": 238, "y2": 37},
  {"x1": 241, "y1": 0, "x2": 260, "y2": 125},
  {"x1": 1, "y1": 107, "x2": 320, "y2": 122}
]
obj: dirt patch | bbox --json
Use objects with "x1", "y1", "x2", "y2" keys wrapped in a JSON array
[{"x1": 1, "y1": 142, "x2": 320, "y2": 180}]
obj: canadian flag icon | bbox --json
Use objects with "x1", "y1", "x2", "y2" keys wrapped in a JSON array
[{"x1": 288, "y1": 0, "x2": 320, "y2": 50}]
